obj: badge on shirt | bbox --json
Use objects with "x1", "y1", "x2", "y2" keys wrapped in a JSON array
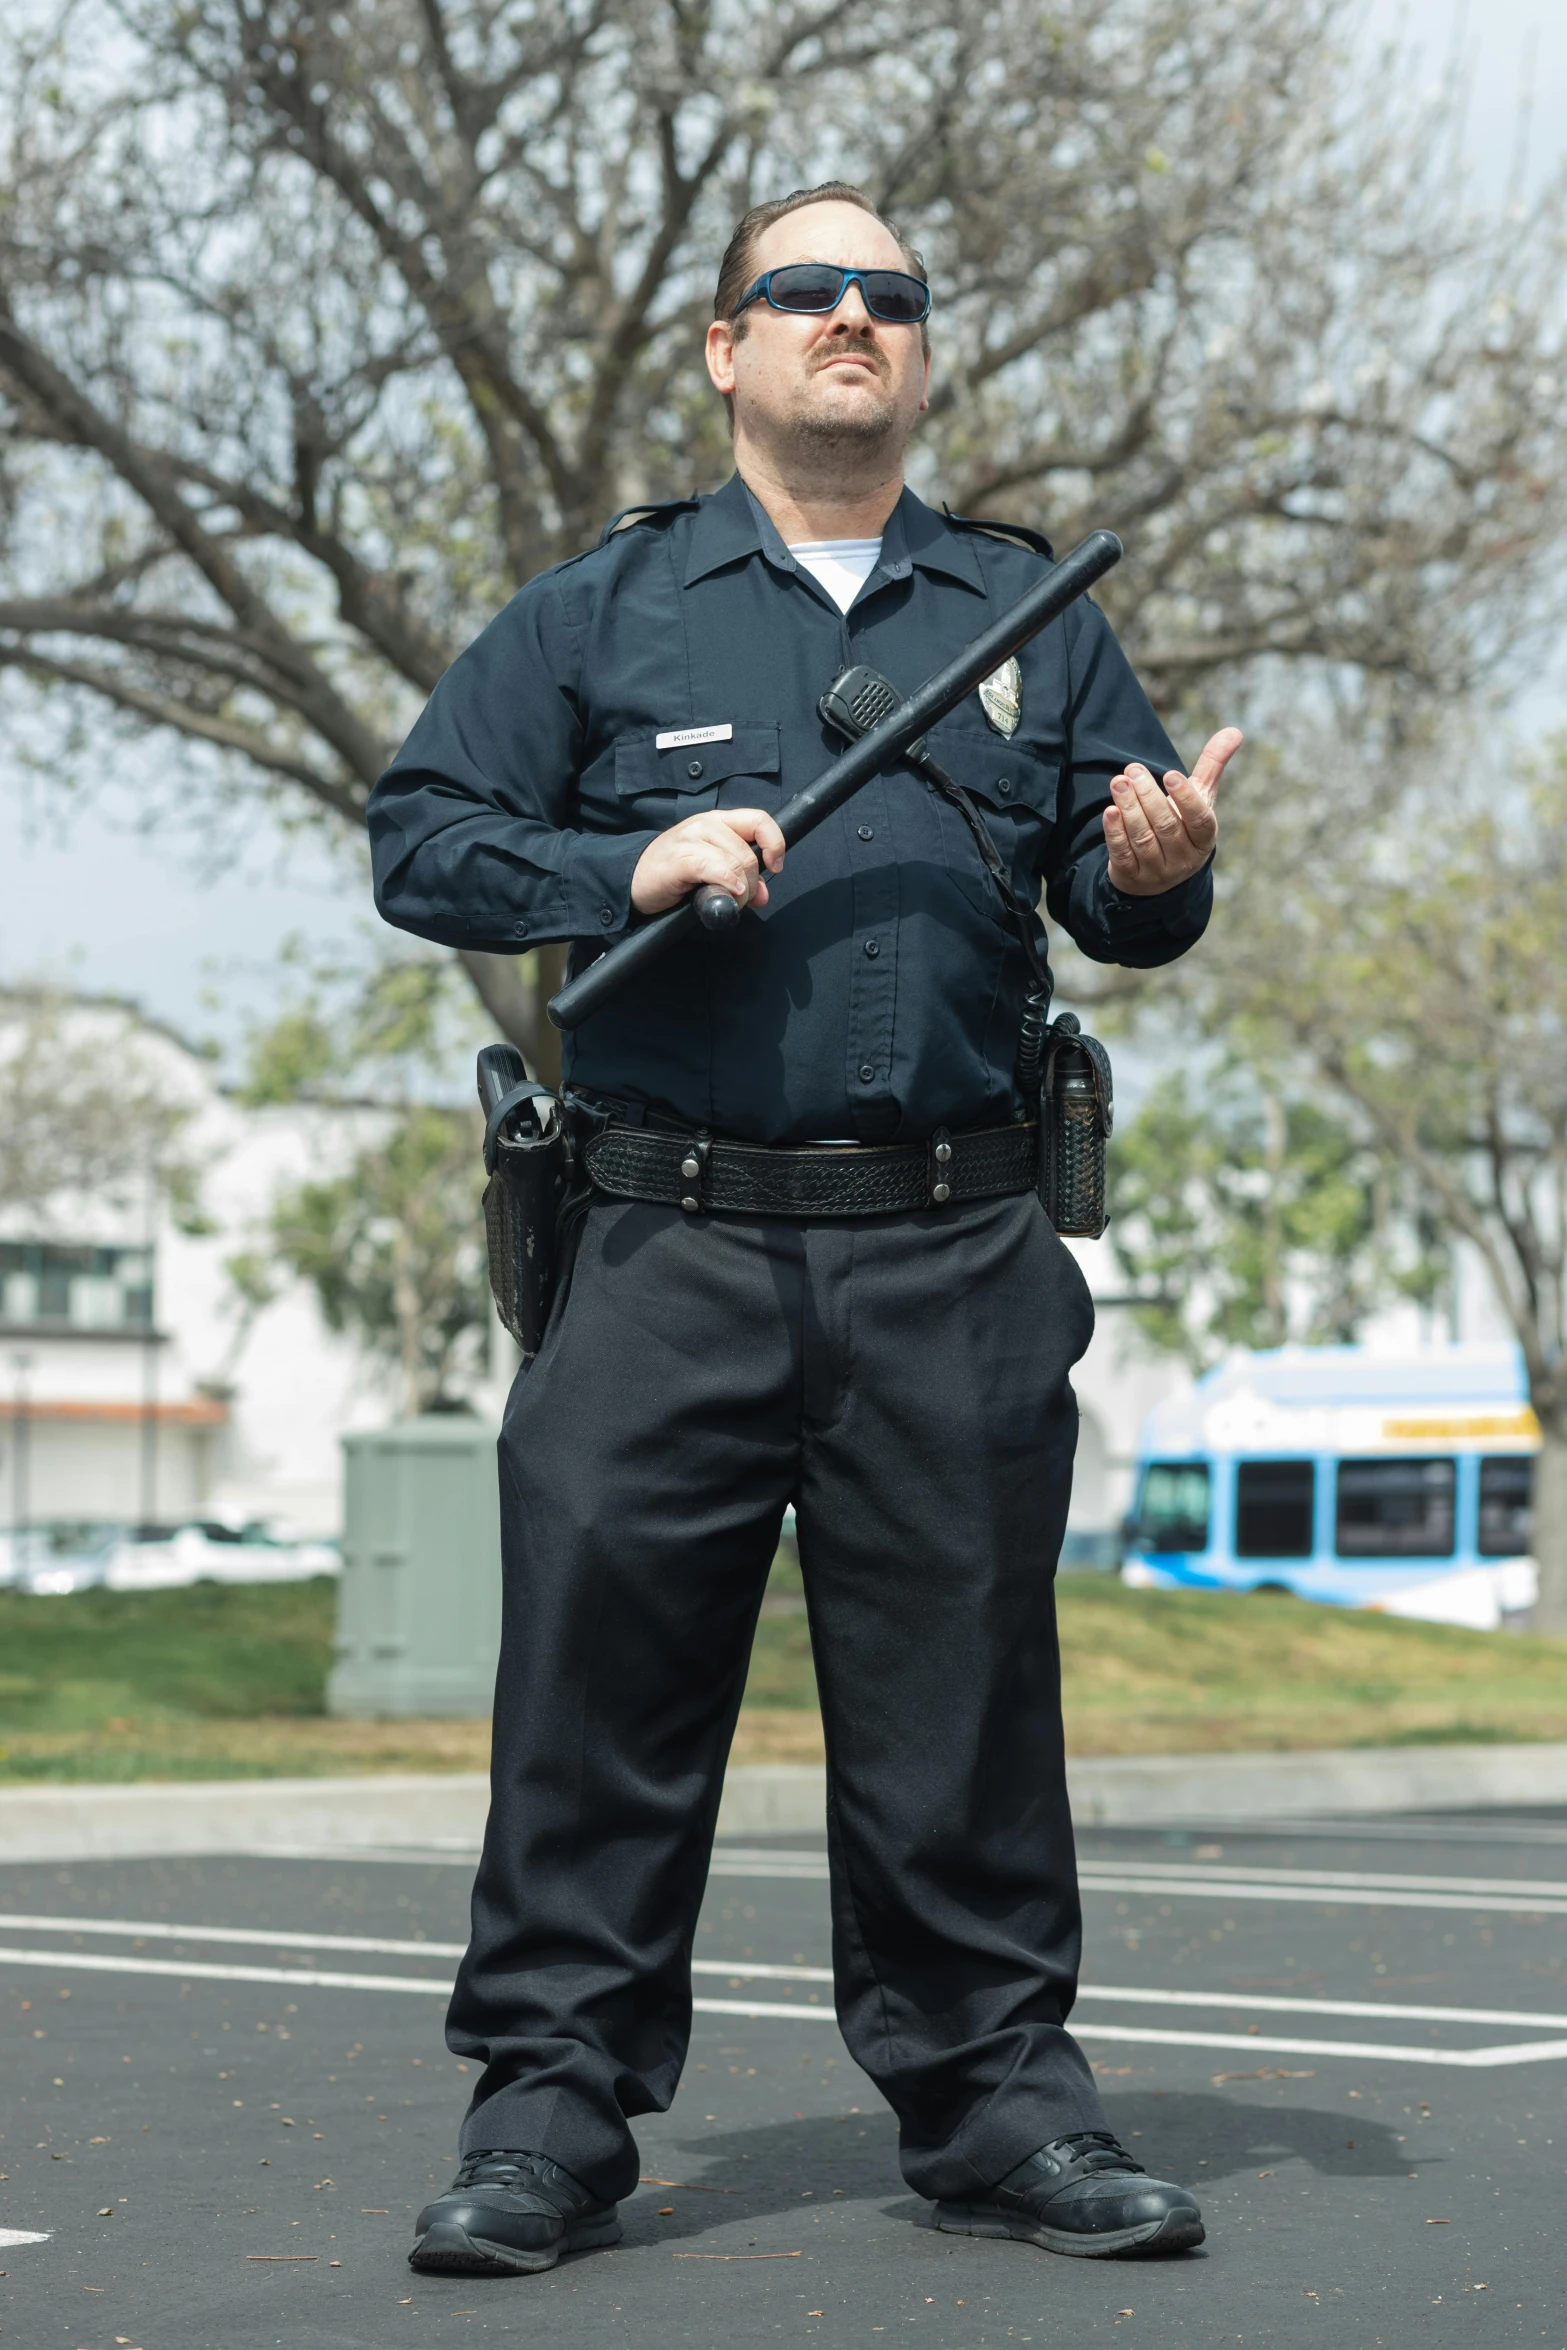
[{"x1": 978, "y1": 657, "x2": 1021, "y2": 739}]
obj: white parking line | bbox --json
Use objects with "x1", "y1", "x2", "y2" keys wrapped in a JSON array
[
  {"x1": 708, "y1": 1856, "x2": 830, "y2": 1879},
  {"x1": 7, "y1": 1912, "x2": 1567, "y2": 2027},
  {"x1": 0, "y1": 1942, "x2": 832, "y2": 2019},
  {"x1": 0, "y1": 1944, "x2": 450, "y2": 1995},
  {"x1": 0, "y1": 1913, "x2": 466, "y2": 1959},
  {"x1": 1081, "y1": 1860, "x2": 1567, "y2": 1899},
  {"x1": 7, "y1": 1941, "x2": 1567, "y2": 2066},
  {"x1": 10, "y1": 1934, "x2": 1567, "y2": 2066},
  {"x1": 1077, "y1": 1871, "x2": 1567, "y2": 1917},
  {"x1": 706, "y1": 1851, "x2": 1567, "y2": 1914},
  {"x1": 8, "y1": 1914, "x2": 1567, "y2": 2029},
  {"x1": 0, "y1": 2228, "x2": 51, "y2": 2247},
  {"x1": 0, "y1": 1913, "x2": 835, "y2": 1981},
  {"x1": 1076, "y1": 1983, "x2": 1567, "y2": 2030},
  {"x1": 1071, "y1": 2023, "x2": 1567, "y2": 2070}
]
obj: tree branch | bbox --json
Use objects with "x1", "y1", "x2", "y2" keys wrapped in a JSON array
[
  {"x1": 0, "y1": 299, "x2": 390, "y2": 784},
  {"x1": 0, "y1": 645, "x2": 366, "y2": 821}
]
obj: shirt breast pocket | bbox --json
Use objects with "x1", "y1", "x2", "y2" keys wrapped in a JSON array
[
  {"x1": 613, "y1": 724, "x2": 782, "y2": 819},
  {"x1": 926, "y1": 731, "x2": 1058, "y2": 924}
]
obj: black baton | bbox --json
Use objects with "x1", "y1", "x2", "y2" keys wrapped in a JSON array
[{"x1": 548, "y1": 527, "x2": 1123, "y2": 1032}]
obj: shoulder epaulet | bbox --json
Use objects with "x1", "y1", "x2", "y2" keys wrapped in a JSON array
[
  {"x1": 597, "y1": 493, "x2": 702, "y2": 548},
  {"x1": 941, "y1": 505, "x2": 1055, "y2": 560}
]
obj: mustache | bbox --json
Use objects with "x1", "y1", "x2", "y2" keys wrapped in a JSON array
[{"x1": 809, "y1": 334, "x2": 889, "y2": 381}]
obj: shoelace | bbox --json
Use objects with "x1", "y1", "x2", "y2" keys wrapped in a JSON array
[
  {"x1": 454, "y1": 2149, "x2": 548, "y2": 2190},
  {"x1": 1050, "y1": 2131, "x2": 1147, "y2": 2176}
]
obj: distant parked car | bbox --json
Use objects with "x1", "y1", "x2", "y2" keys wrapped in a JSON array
[
  {"x1": 101, "y1": 1520, "x2": 339, "y2": 1591},
  {"x1": 6, "y1": 1522, "x2": 118, "y2": 1596}
]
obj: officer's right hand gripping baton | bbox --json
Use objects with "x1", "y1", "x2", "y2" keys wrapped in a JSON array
[{"x1": 547, "y1": 528, "x2": 1123, "y2": 1032}]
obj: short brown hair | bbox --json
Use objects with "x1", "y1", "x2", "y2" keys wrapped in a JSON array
[{"x1": 713, "y1": 182, "x2": 930, "y2": 355}]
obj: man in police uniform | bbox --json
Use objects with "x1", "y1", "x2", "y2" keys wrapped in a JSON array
[{"x1": 370, "y1": 182, "x2": 1241, "y2": 2278}]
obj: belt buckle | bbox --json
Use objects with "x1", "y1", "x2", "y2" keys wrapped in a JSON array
[
  {"x1": 679, "y1": 1132, "x2": 711, "y2": 1214},
  {"x1": 927, "y1": 1126, "x2": 954, "y2": 1207}
]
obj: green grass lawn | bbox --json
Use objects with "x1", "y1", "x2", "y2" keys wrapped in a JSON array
[{"x1": 0, "y1": 1566, "x2": 1564, "y2": 1782}]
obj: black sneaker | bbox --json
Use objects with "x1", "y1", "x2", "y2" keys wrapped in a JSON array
[
  {"x1": 409, "y1": 2148, "x2": 622, "y2": 2276},
  {"x1": 929, "y1": 2131, "x2": 1204, "y2": 2259}
]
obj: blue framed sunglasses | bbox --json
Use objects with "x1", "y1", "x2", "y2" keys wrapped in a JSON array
[{"x1": 732, "y1": 262, "x2": 932, "y2": 327}]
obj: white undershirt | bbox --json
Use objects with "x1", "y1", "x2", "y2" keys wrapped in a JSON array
[{"x1": 787, "y1": 536, "x2": 883, "y2": 612}]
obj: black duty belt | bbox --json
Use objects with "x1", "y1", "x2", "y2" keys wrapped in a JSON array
[{"x1": 584, "y1": 1120, "x2": 1037, "y2": 1219}]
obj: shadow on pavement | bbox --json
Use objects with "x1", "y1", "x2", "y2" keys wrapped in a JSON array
[
  {"x1": 621, "y1": 2086, "x2": 1417, "y2": 2248},
  {"x1": 619, "y1": 2109, "x2": 903, "y2": 2246},
  {"x1": 1101, "y1": 2089, "x2": 1418, "y2": 2183}
]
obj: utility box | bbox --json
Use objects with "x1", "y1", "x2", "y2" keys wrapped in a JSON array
[{"x1": 328, "y1": 1418, "x2": 503, "y2": 1718}]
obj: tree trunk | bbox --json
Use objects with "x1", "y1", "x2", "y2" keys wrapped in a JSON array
[
  {"x1": 456, "y1": 947, "x2": 565, "y2": 1089},
  {"x1": 1531, "y1": 1420, "x2": 1567, "y2": 1634},
  {"x1": 1261, "y1": 1091, "x2": 1286, "y2": 1346}
]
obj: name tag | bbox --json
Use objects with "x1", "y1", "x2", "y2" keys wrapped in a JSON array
[{"x1": 655, "y1": 723, "x2": 733, "y2": 751}]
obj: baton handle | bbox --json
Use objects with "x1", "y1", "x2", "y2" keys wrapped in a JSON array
[
  {"x1": 549, "y1": 527, "x2": 1123, "y2": 1032},
  {"x1": 694, "y1": 882, "x2": 744, "y2": 933}
]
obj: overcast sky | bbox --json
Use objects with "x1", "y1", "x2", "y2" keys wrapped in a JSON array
[{"x1": 3, "y1": 0, "x2": 1564, "y2": 1057}]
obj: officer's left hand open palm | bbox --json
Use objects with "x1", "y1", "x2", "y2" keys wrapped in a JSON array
[{"x1": 1103, "y1": 726, "x2": 1242, "y2": 896}]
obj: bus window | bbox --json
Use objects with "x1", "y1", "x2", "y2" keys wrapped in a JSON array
[
  {"x1": 1336, "y1": 1458, "x2": 1456, "y2": 1558},
  {"x1": 1234, "y1": 1460, "x2": 1315, "y2": 1558},
  {"x1": 1478, "y1": 1456, "x2": 1534, "y2": 1556},
  {"x1": 1135, "y1": 1462, "x2": 1211, "y2": 1553}
]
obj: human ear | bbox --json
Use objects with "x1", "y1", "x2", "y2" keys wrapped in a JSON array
[{"x1": 705, "y1": 320, "x2": 737, "y2": 397}]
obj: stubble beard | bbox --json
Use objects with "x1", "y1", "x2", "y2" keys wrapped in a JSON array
[{"x1": 786, "y1": 354, "x2": 903, "y2": 466}]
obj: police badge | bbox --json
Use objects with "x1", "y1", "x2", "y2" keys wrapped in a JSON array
[{"x1": 978, "y1": 655, "x2": 1022, "y2": 739}]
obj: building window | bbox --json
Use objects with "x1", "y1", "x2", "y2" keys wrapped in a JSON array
[
  {"x1": 1134, "y1": 1462, "x2": 1211, "y2": 1553},
  {"x1": 1234, "y1": 1460, "x2": 1316, "y2": 1559},
  {"x1": 0, "y1": 1243, "x2": 154, "y2": 1331},
  {"x1": 1477, "y1": 1456, "x2": 1534, "y2": 1557},
  {"x1": 1335, "y1": 1457, "x2": 1456, "y2": 1559}
]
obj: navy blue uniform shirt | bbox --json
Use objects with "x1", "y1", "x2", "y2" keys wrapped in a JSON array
[{"x1": 370, "y1": 474, "x2": 1211, "y2": 1144}]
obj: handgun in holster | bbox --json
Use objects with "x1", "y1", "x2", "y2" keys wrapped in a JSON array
[{"x1": 476, "y1": 1044, "x2": 572, "y2": 1360}]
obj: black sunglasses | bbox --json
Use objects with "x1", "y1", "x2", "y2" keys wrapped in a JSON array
[{"x1": 732, "y1": 263, "x2": 932, "y2": 327}]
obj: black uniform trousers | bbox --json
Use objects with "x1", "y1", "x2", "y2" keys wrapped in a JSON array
[{"x1": 445, "y1": 1187, "x2": 1110, "y2": 2204}]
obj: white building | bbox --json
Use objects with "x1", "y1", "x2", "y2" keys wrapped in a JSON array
[{"x1": 0, "y1": 998, "x2": 467, "y2": 1538}]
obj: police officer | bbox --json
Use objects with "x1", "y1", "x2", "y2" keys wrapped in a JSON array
[{"x1": 370, "y1": 181, "x2": 1241, "y2": 2278}]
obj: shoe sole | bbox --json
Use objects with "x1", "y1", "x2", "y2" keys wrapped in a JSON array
[
  {"x1": 929, "y1": 2201, "x2": 1205, "y2": 2260},
  {"x1": 409, "y1": 2213, "x2": 622, "y2": 2276}
]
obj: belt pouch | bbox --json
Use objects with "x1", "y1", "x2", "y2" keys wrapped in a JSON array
[
  {"x1": 1038, "y1": 1014, "x2": 1114, "y2": 1239},
  {"x1": 478, "y1": 1055, "x2": 570, "y2": 1360}
]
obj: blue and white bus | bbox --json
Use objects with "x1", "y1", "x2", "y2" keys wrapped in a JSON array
[{"x1": 1122, "y1": 1343, "x2": 1538, "y2": 1628}]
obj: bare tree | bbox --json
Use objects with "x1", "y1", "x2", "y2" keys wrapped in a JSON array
[
  {"x1": 1106, "y1": 1066, "x2": 1442, "y2": 1367},
  {"x1": 1, "y1": 0, "x2": 1566, "y2": 1071},
  {"x1": 232, "y1": 943, "x2": 491, "y2": 1413},
  {"x1": 1172, "y1": 743, "x2": 1567, "y2": 1628},
  {"x1": 0, "y1": 988, "x2": 194, "y2": 1218}
]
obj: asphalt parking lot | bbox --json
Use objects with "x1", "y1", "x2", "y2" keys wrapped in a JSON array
[{"x1": 4, "y1": 1811, "x2": 1567, "y2": 2349}]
